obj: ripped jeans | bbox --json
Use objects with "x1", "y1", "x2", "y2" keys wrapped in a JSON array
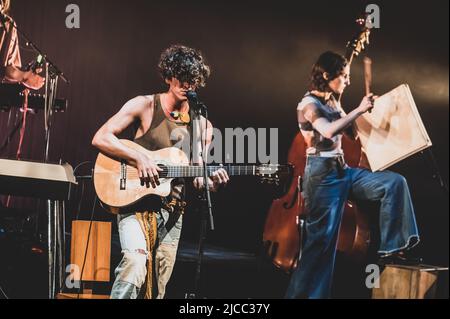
[{"x1": 110, "y1": 208, "x2": 183, "y2": 299}]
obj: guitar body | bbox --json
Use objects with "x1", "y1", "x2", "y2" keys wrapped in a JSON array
[{"x1": 93, "y1": 140, "x2": 189, "y2": 214}]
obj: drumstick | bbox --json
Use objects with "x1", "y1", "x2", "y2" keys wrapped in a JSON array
[
  {"x1": 363, "y1": 56, "x2": 372, "y2": 96},
  {"x1": 363, "y1": 56, "x2": 373, "y2": 112}
]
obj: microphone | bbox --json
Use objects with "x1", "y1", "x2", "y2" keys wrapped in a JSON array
[
  {"x1": 186, "y1": 91, "x2": 199, "y2": 104},
  {"x1": 25, "y1": 54, "x2": 45, "y2": 72},
  {"x1": 186, "y1": 91, "x2": 207, "y2": 112}
]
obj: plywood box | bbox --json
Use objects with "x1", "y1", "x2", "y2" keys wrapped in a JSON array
[
  {"x1": 70, "y1": 220, "x2": 111, "y2": 282},
  {"x1": 372, "y1": 264, "x2": 448, "y2": 299}
]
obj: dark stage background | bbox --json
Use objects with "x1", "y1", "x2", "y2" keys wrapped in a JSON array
[{"x1": 0, "y1": 0, "x2": 448, "y2": 298}]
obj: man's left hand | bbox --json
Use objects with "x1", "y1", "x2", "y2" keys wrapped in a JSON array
[{"x1": 193, "y1": 167, "x2": 229, "y2": 192}]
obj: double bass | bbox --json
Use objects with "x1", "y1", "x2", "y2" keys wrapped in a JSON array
[{"x1": 263, "y1": 16, "x2": 373, "y2": 273}]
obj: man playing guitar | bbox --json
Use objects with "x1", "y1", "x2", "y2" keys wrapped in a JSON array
[{"x1": 92, "y1": 44, "x2": 229, "y2": 299}]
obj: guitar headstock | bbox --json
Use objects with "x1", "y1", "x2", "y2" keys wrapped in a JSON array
[{"x1": 256, "y1": 164, "x2": 293, "y2": 196}]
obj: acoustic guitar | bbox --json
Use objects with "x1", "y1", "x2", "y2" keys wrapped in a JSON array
[{"x1": 94, "y1": 139, "x2": 292, "y2": 214}]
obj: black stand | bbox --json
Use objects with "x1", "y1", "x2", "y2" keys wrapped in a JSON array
[
  {"x1": 1, "y1": 13, "x2": 70, "y2": 299},
  {"x1": 424, "y1": 148, "x2": 449, "y2": 193},
  {"x1": 187, "y1": 101, "x2": 215, "y2": 299},
  {"x1": 0, "y1": 113, "x2": 22, "y2": 155}
]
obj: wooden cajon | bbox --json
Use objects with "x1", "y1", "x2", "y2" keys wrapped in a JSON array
[
  {"x1": 57, "y1": 220, "x2": 111, "y2": 299},
  {"x1": 372, "y1": 264, "x2": 448, "y2": 299}
]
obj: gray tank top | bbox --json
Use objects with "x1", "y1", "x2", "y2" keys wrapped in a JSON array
[
  {"x1": 297, "y1": 92, "x2": 344, "y2": 156},
  {"x1": 134, "y1": 94, "x2": 189, "y2": 203}
]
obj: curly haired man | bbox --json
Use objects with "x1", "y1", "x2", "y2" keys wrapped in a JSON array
[{"x1": 92, "y1": 45, "x2": 229, "y2": 299}]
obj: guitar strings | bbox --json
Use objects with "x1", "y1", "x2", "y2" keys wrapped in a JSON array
[{"x1": 124, "y1": 165, "x2": 258, "y2": 178}]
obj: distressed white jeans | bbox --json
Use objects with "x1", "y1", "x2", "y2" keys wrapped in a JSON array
[{"x1": 110, "y1": 209, "x2": 183, "y2": 299}]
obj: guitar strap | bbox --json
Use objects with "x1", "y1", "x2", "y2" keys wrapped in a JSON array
[{"x1": 135, "y1": 211, "x2": 157, "y2": 299}]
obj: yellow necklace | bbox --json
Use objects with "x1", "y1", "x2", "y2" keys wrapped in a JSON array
[
  {"x1": 160, "y1": 95, "x2": 190, "y2": 124},
  {"x1": 169, "y1": 110, "x2": 190, "y2": 124}
]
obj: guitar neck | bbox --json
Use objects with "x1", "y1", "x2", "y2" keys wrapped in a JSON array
[{"x1": 162, "y1": 165, "x2": 257, "y2": 178}]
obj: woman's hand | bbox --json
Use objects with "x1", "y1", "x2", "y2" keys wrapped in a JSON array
[{"x1": 357, "y1": 93, "x2": 378, "y2": 114}]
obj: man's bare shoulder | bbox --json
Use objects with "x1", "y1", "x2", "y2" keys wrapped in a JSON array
[
  {"x1": 142, "y1": 94, "x2": 155, "y2": 103},
  {"x1": 121, "y1": 95, "x2": 154, "y2": 115}
]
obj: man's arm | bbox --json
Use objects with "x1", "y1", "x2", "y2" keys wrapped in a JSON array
[
  {"x1": 92, "y1": 96, "x2": 162, "y2": 188},
  {"x1": 1, "y1": 65, "x2": 45, "y2": 90}
]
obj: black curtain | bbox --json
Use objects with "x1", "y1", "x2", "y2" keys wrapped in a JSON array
[{"x1": 1, "y1": 0, "x2": 448, "y2": 265}]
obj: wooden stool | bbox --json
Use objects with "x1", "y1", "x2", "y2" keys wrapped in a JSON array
[
  {"x1": 372, "y1": 264, "x2": 448, "y2": 299},
  {"x1": 56, "y1": 292, "x2": 110, "y2": 299},
  {"x1": 57, "y1": 220, "x2": 111, "y2": 299}
]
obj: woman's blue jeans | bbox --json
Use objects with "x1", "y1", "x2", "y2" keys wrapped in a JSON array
[{"x1": 285, "y1": 156, "x2": 420, "y2": 299}]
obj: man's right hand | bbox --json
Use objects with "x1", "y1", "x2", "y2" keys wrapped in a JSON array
[
  {"x1": 22, "y1": 71, "x2": 45, "y2": 90},
  {"x1": 135, "y1": 152, "x2": 163, "y2": 188}
]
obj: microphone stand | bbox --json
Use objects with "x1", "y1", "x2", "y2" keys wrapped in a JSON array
[
  {"x1": 2, "y1": 13, "x2": 70, "y2": 299},
  {"x1": 423, "y1": 148, "x2": 449, "y2": 194},
  {"x1": 198, "y1": 102, "x2": 214, "y2": 230},
  {"x1": 187, "y1": 100, "x2": 215, "y2": 299}
]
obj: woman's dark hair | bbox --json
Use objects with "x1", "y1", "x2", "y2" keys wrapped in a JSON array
[
  {"x1": 310, "y1": 51, "x2": 348, "y2": 92},
  {"x1": 158, "y1": 44, "x2": 211, "y2": 88}
]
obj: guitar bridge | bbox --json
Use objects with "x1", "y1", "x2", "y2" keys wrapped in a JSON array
[{"x1": 120, "y1": 161, "x2": 127, "y2": 190}]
